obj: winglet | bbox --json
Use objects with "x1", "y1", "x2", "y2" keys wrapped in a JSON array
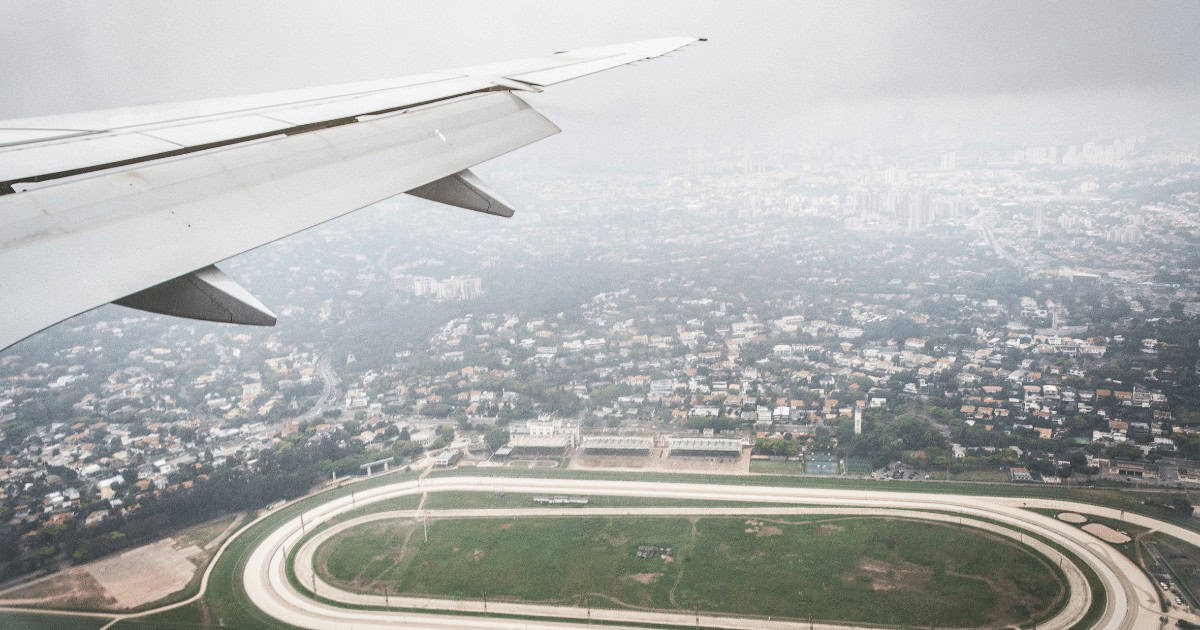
[{"x1": 114, "y1": 265, "x2": 276, "y2": 326}]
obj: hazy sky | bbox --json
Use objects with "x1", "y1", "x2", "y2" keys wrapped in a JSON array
[{"x1": 2, "y1": 1, "x2": 1198, "y2": 152}]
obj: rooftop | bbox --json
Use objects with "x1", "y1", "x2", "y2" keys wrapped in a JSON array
[
  {"x1": 509, "y1": 435, "x2": 570, "y2": 449},
  {"x1": 667, "y1": 437, "x2": 742, "y2": 453},
  {"x1": 581, "y1": 436, "x2": 654, "y2": 451}
]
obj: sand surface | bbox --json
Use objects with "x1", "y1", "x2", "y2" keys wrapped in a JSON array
[{"x1": 1082, "y1": 522, "x2": 1131, "y2": 543}]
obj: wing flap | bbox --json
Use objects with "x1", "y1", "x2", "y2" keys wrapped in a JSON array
[{"x1": 140, "y1": 115, "x2": 287, "y2": 147}]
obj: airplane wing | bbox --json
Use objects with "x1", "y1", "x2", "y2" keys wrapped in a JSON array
[{"x1": 0, "y1": 37, "x2": 702, "y2": 350}]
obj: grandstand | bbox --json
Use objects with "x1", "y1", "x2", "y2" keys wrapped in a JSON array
[
  {"x1": 581, "y1": 436, "x2": 654, "y2": 456},
  {"x1": 667, "y1": 437, "x2": 743, "y2": 457},
  {"x1": 509, "y1": 435, "x2": 570, "y2": 456}
]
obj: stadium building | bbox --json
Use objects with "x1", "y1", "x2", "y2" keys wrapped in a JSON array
[
  {"x1": 581, "y1": 436, "x2": 654, "y2": 456},
  {"x1": 667, "y1": 437, "x2": 743, "y2": 457},
  {"x1": 508, "y1": 435, "x2": 571, "y2": 457}
]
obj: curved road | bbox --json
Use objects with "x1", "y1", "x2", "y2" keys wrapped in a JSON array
[{"x1": 296, "y1": 356, "x2": 341, "y2": 424}]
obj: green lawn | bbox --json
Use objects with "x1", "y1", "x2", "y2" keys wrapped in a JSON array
[
  {"x1": 1146, "y1": 533, "x2": 1200, "y2": 607},
  {"x1": 317, "y1": 515, "x2": 1065, "y2": 627},
  {"x1": 748, "y1": 459, "x2": 809, "y2": 475},
  {"x1": 0, "y1": 612, "x2": 111, "y2": 630}
]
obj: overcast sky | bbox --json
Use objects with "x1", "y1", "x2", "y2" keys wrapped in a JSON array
[{"x1": 2, "y1": 0, "x2": 1198, "y2": 154}]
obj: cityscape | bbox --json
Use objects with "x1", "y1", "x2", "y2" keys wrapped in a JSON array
[
  {"x1": 1, "y1": 131, "x2": 1198, "y2": 603},
  {"x1": 2, "y1": 3, "x2": 1200, "y2": 628}
]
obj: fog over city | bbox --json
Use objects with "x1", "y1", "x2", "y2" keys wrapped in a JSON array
[
  {"x1": 4, "y1": 1, "x2": 1199, "y2": 150},
  {"x1": 1, "y1": 3, "x2": 1200, "y2": 630}
]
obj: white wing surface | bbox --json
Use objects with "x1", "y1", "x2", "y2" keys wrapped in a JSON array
[{"x1": 0, "y1": 37, "x2": 701, "y2": 350}]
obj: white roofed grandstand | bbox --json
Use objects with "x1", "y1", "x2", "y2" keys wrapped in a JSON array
[
  {"x1": 509, "y1": 435, "x2": 571, "y2": 449},
  {"x1": 581, "y1": 436, "x2": 655, "y2": 453},
  {"x1": 667, "y1": 437, "x2": 743, "y2": 456}
]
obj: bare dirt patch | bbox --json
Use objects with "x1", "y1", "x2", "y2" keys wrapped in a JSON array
[
  {"x1": 742, "y1": 519, "x2": 781, "y2": 536},
  {"x1": 815, "y1": 524, "x2": 844, "y2": 536},
  {"x1": 86, "y1": 538, "x2": 200, "y2": 608},
  {"x1": 0, "y1": 513, "x2": 239, "y2": 611},
  {"x1": 847, "y1": 557, "x2": 932, "y2": 592},
  {"x1": 498, "y1": 522, "x2": 513, "y2": 530},
  {"x1": 625, "y1": 572, "x2": 663, "y2": 584},
  {"x1": 472, "y1": 549, "x2": 485, "y2": 562},
  {"x1": 1083, "y1": 522, "x2": 1131, "y2": 543},
  {"x1": 1056, "y1": 512, "x2": 1087, "y2": 524}
]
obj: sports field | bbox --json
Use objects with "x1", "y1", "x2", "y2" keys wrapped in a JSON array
[{"x1": 315, "y1": 515, "x2": 1066, "y2": 627}]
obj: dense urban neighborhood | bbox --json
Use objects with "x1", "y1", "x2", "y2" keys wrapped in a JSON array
[{"x1": 1, "y1": 134, "x2": 1199, "y2": 585}]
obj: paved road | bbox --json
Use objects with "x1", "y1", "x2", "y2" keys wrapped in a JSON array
[
  {"x1": 296, "y1": 356, "x2": 340, "y2": 424},
  {"x1": 238, "y1": 476, "x2": 1186, "y2": 630}
]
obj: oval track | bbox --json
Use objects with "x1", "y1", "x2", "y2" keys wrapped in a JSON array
[
  {"x1": 238, "y1": 476, "x2": 1177, "y2": 630},
  {"x1": 294, "y1": 506, "x2": 1089, "y2": 629}
]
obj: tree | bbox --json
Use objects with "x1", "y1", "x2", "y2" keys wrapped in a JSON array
[
  {"x1": 753, "y1": 438, "x2": 798, "y2": 457},
  {"x1": 484, "y1": 429, "x2": 510, "y2": 452},
  {"x1": 391, "y1": 440, "x2": 423, "y2": 461},
  {"x1": 431, "y1": 428, "x2": 456, "y2": 450}
]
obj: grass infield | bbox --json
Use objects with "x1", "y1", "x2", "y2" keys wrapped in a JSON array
[{"x1": 317, "y1": 514, "x2": 1066, "y2": 628}]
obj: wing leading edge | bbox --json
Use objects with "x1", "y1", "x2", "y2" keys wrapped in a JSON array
[{"x1": 0, "y1": 37, "x2": 702, "y2": 350}]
